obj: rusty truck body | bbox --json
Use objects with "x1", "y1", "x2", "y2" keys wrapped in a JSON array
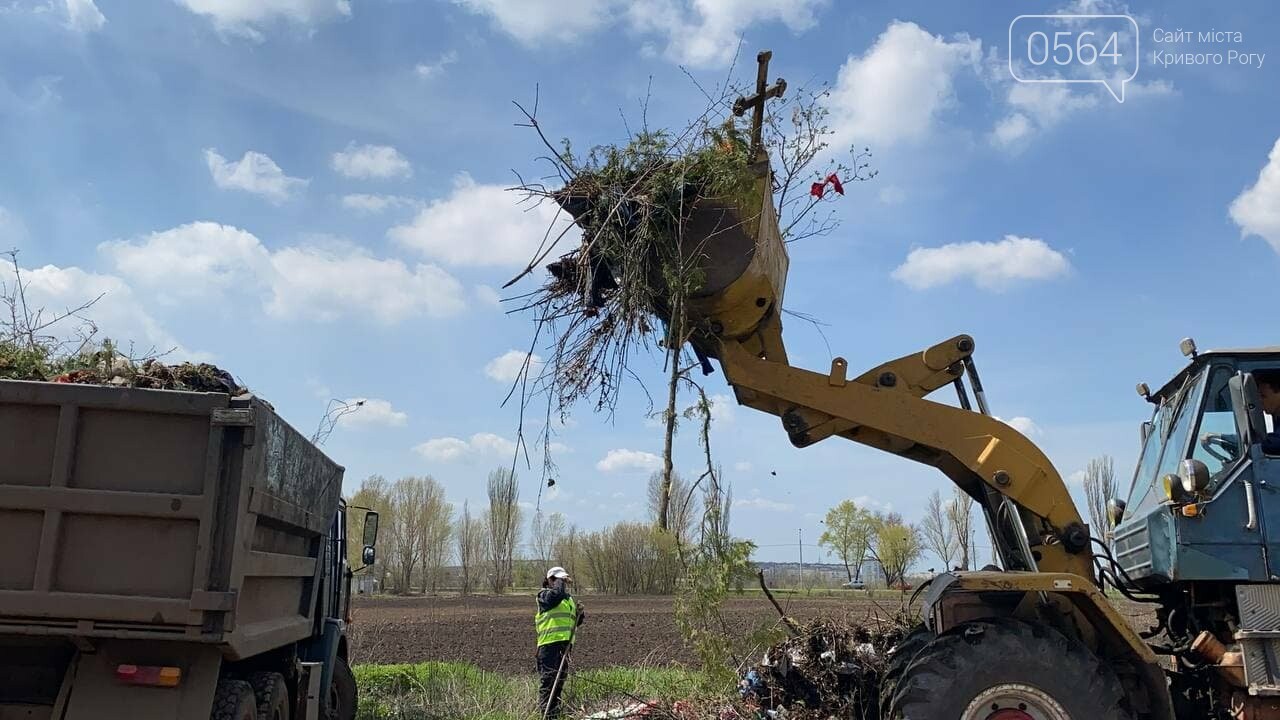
[{"x1": 0, "y1": 379, "x2": 377, "y2": 720}]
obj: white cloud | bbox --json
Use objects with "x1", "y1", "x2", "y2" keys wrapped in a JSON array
[
  {"x1": 892, "y1": 235, "x2": 1070, "y2": 291},
  {"x1": 64, "y1": 0, "x2": 105, "y2": 32},
  {"x1": 331, "y1": 143, "x2": 412, "y2": 180},
  {"x1": 389, "y1": 173, "x2": 576, "y2": 267},
  {"x1": 485, "y1": 349, "x2": 544, "y2": 383},
  {"x1": 1067, "y1": 469, "x2": 1088, "y2": 485},
  {"x1": 414, "y1": 432, "x2": 517, "y2": 461},
  {"x1": 452, "y1": 0, "x2": 824, "y2": 68},
  {"x1": 336, "y1": 398, "x2": 408, "y2": 428},
  {"x1": 596, "y1": 448, "x2": 662, "y2": 473},
  {"x1": 709, "y1": 393, "x2": 736, "y2": 423},
  {"x1": 175, "y1": 0, "x2": 351, "y2": 40},
  {"x1": 1230, "y1": 137, "x2": 1280, "y2": 254},
  {"x1": 734, "y1": 496, "x2": 794, "y2": 512},
  {"x1": 853, "y1": 494, "x2": 893, "y2": 512},
  {"x1": 102, "y1": 221, "x2": 466, "y2": 323},
  {"x1": 451, "y1": 0, "x2": 616, "y2": 45},
  {"x1": 100, "y1": 222, "x2": 272, "y2": 302},
  {"x1": 3, "y1": 262, "x2": 197, "y2": 359},
  {"x1": 340, "y1": 193, "x2": 417, "y2": 213},
  {"x1": 266, "y1": 245, "x2": 465, "y2": 323},
  {"x1": 733, "y1": 460, "x2": 753, "y2": 473},
  {"x1": 204, "y1": 149, "x2": 307, "y2": 204},
  {"x1": 826, "y1": 21, "x2": 980, "y2": 150},
  {"x1": 415, "y1": 51, "x2": 459, "y2": 79},
  {"x1": 998, "y1": 416, "x2": 1042, "y2": 438},
  {"x1": 626, "y1": 0, "x2": 826, "y2": 69}
]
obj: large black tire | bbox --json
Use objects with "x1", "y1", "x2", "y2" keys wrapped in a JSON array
[
  {"x1": 249, "y1": 672, "x2": 291, "y2": 720},
  {"x1": 325, "y1": 657, "x2": 357, "y2": 720},
  {"x1": 212, "y1": 679, "x2": 258, "y2": 720},
  {"x1": 877, "y1": 625, "x2": 932, "y2": 716},
  {"x1": 887, "y1": 618, "x2": 1133, "y2": 720}
]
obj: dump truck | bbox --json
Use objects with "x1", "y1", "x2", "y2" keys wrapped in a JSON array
[
  {"x1": 0, "y1": 379, "x2": 379, "y2": 720},
  {"x1": 554, "y1": 51, "x2": 1280, "y2": 719}
]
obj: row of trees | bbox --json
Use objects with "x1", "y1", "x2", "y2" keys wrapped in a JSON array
[{"x1": 818, "y1": 489, "x2": 978, "y2": 587}]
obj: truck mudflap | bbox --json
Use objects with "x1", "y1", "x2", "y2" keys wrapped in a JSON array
[{"x1": 60, "y1": 640, "x2": 221, "y2": 720}]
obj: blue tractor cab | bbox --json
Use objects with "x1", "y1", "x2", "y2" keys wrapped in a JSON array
[{"x1": 1114, "y1": 345, "x2": 1280, "y2": 586}]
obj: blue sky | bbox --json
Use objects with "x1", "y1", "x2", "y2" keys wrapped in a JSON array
[{"x1": 3, "y1": 0, "x2": 1279, "y2": 566}]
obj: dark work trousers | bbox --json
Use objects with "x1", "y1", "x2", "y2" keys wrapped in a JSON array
[{"x1": 536, "y1": 640, "x2": 571, "y2": 718}]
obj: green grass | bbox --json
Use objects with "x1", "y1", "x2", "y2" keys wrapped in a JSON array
[{"x1": 354, "y1": 662, "x2": 715, "y2": 720}]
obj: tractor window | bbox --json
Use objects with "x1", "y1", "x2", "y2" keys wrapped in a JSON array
[
  {"x1": 1190, "y1": 365, "x2": 1245, "y2": 481},
  {"x1": 1128, "y1": 370, "x2": 1206, "y2": 512},
  {"x1": 1154, "y1": 370, "x2": 1208, "y2": 484}
]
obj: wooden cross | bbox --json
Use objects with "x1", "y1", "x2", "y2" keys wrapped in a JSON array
[{"x1": 733, "y1": 50, "x2": 787, "y2": 161}]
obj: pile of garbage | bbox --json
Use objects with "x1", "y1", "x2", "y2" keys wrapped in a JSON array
[
  {"x1": 1, "y1": 343, "x2": 246, "y2": 395},
  {"x1": 738, "y1": 619, "x2": 908, "y2": 719}
]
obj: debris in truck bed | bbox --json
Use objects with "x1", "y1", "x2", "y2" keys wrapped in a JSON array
[{"x1": 1, "y1": 343, "x2": 247, "y2": 395}]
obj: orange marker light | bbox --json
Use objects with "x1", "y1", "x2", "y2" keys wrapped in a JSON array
[
  {"x1": 115, "y1": 664, "x2": 182, "y2": 688},
  {"x1": 1181, "y1": 504, "x2": 1200, "y2": 518}
]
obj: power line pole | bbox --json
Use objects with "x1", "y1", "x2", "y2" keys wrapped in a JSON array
[{"x1": 798, "y1": 528, "x2": 804, "y2": 588}]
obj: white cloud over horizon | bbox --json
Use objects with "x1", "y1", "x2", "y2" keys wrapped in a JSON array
[
  {"x1": 892, "y1": 235, "x2": 1071, "y2": 291},
  {"x1": 175, "y1": 0, "x2": 351, "y2": 40},
  {"x1": 485, "y1": 349, "x2": 544, "y2": 383},
  {"x1": 415, "y1": 432, "x2": 518, "y2": 461},
  {"x1": 597, "y1": 448, "x2": 662, "y2": 473},
  {"x1": 101, "y1": 221, "x2": 466, "y2": 323},
  {"x1": 336, "y1": 398, "x2": 409, "y2": 428}
]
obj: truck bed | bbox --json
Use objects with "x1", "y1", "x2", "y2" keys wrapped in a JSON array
[{"x1": 0, "y1": 380, "x2": 343, "y2": 661}]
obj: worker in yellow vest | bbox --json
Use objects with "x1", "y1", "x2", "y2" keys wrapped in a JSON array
[{"x1": 535, "y1": 566, "x2": 584, "y2": 718}]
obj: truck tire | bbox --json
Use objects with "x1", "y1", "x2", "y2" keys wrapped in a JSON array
[
  {"x1": 886, "y1": 618, "x2": 1133, "y2": 720},
  {"x1": 877, "y1": 625, "x2": 931, "y2": 714},
  {"x1": 325, "y1": 657, "x2": 357, "y2": 720},
  {"x1": 212, "y1": 679, "x2": 258, "y2": 720},
  {"x1": 249, "y1": 672, "x2": 290, "y2": 720}
]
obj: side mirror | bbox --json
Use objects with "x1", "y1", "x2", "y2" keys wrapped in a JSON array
[
  {"x1": 1107, "y1": 497, "x2": 1127, "y2": 528},
  {"x1": 362, "y1": 510, "x2": 380, "y2": 547},
  {"x1": 361, "y1": 546, "x2": 376, "y2": 567},
  {"x1": 1229, "y1": 372, "x2": 1267, "y2": 446},
  {"x1": 1179, "y1": 458, "x2": 1211, "y2": 494}
]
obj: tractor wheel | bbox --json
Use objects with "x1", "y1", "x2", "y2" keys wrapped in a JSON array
[
  {"x1": 211, "y1": 679, "x2": 257, "y2": 720},
  {"x1": 886, "y1": 618, "x2": 1133, "y2": 720},
  {"x1": 249, "y1": 672, "x2": 291, "y2": 720},
  {"x1": 877, "y1": 625, "x2": 932, "y2": 715},
  {"x1": 324, "y1": 657, "x2": 357, "y2": 720}
]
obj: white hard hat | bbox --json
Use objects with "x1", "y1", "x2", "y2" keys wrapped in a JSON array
[{"x1": 546, "y1": 566, "x2": 570, "y2": 579}]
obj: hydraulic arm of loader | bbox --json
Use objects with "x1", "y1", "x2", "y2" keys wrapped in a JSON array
[{"x1": 700, "y1": 311, "x2": 1095, "y2": 581}]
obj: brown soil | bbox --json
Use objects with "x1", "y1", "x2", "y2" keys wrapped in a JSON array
[{"x1": 348, "y1": 593, "x2": 1157, "y2": 673}]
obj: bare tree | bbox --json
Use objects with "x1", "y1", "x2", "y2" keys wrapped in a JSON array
[
  {"x1": 1083, "y1": 455, "x2": 1118, "y2": 537},
  {"x1": 921, "y1": 490, "x2": 957, "y2": 570},
  {"x1": 385, "y1": 477, "x2": 429, "y2": 593},
  {"x1": 647, "y1": 470, "x2": 698, "y2": 544},
  {"x1": 485, "y1": 467, "x2": 522, "y2": 593},
  {"x1": 417, "y1": 478, "x2": 454, "y2": 593},
  {"x1": 530, "y1": 510, "x2": 567, "y2": 566},
  {"x1": 947, "y1": 487, "x2": 977, "y2": 570},
  {"x1": 455, "y1": 501, "x2": 486, "y2": 596}
]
